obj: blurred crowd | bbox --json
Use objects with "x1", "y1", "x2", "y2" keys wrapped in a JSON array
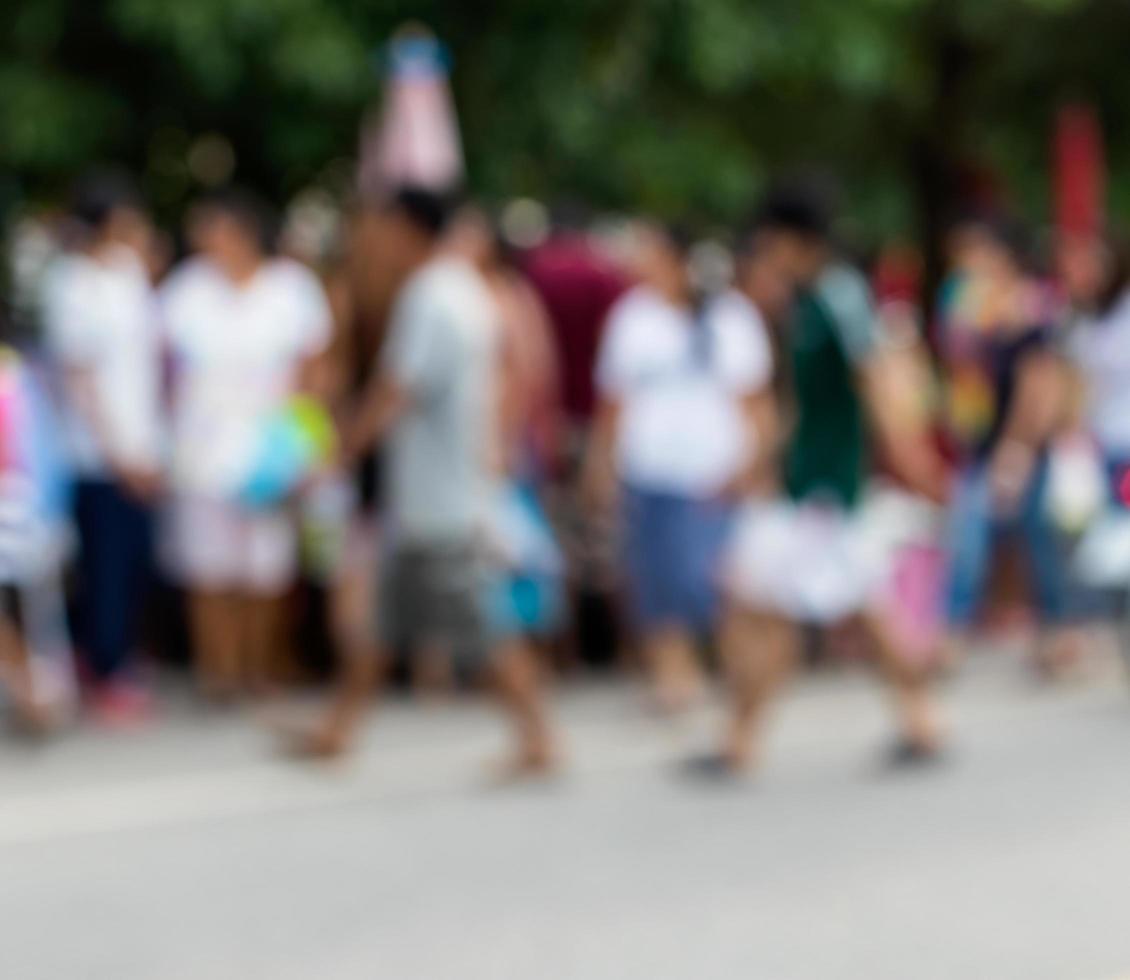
[{"x1": 2, "y1": 165, "x2": 1130, "y2": 778}]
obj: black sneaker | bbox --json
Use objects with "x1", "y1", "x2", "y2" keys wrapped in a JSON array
[
  {"x1": 883, "y1": 738, "x2": 945, "y2": 770},
  {"x1": 680, "y1": 751, "x2": 749, "y2": 782}
]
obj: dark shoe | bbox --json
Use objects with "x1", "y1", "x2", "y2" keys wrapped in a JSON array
[
  {"x1": 680, "y1": 750, "x2": 750, "y2": 782},
  {"x1": 883, "y1": 738, "x2": 945, "y2": 770}
]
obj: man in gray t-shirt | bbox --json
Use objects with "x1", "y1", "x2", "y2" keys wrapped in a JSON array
[
  {"x1": 382, "y1": 252, "x2": 496, "y2": 544},
  {"x1": 376, "y1": 252, "x2": 497, "y2": 670},
  {"x1": 288, "y1": 188, "x2": 555, "y2": 776}
]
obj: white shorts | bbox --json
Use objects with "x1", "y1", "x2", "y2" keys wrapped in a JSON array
[
  {"x1": 722, "y1": 500, "x2": 887, "y2": 624},
  {"x1": 165, "y1": 496, "x2": 297, "y2": 596}
]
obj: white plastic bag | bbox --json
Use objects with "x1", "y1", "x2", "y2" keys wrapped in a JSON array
[{"x1": 1046, "y1": 433, "x2": 1106, "y2": 534}]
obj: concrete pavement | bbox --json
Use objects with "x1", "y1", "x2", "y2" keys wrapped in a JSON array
[{"x1": 2, "y1": 646, "x2": 1130, "y2": 979}]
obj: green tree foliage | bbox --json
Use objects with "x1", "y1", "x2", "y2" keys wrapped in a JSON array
[{"x1": 3, "y1": 0, "x2": 1129, "y2": 248}]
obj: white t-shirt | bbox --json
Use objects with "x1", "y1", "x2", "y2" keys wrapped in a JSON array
[
  {"x1": 1072, "y1": 290, "x2": 1130, "y2": 456},
  {"x1": 42, "y1": 247, "x2": 162, "y2": 477},
  {"x1": 161, "y1": 257, "x2": 331, "y2": 496},
  {"x1": 596, "y1": 286, "x2": 773, "y2": 495},
  {"x1": 383, "y1": 255, "x2": 498, "y2": 542}
]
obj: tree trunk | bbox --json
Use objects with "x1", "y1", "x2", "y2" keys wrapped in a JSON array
[{"x1": 908, "y1": 8, "x2": 977, "y2": 330}]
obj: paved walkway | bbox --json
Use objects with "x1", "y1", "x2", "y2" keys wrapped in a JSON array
[{"x1": 2, "y1": 648, "x2": 1130, "y2": 979}]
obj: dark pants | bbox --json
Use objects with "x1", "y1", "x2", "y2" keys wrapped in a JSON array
[{"x1": 74, "y1": 479, "x2": 153, "y2": 682}]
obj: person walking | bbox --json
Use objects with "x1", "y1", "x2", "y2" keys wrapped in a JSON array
[
  {"x1": 289, "y1": 188, "x2": 556, "y2": 776},
  {"x1": 587, "y1": 222, "x2": 775, "y2": 711},
  {"x1": 715, "y1": 187, "x2": 947, "y2": 774},
  {"x1": 938, "y1": 215, "x2": 1078, "y2": 674}
]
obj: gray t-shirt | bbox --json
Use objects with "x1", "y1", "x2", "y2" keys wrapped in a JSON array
[{"x1": 383, "y1": 256, "x2": 497, "y2": 543}]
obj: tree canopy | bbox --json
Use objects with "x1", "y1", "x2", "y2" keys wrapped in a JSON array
[{"x1": 3, "y1": 0, "x2": 1130, "y2": 247}]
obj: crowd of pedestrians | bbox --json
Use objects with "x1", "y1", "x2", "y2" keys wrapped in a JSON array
[{"x1": 2, "y1": 167, "x2": 1129, "y2": 780}]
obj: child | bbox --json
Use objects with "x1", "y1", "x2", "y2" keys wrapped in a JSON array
[
  {"x1": 864, "y1": 286, "x2": 950, "y2": 673},
  {"x1": 0, "y1": 344, "x2": 76, "y2": 733}
]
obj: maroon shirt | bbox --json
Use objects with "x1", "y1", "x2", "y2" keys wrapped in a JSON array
[{"x1": 523, "y1": 235, "x2": 627, "y2": 424}]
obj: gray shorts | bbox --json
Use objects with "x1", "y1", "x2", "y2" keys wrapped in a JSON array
[{"x1": 379, "y1": 540, "x2": 493, "y2": 666}]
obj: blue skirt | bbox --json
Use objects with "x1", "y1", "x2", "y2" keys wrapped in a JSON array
[{"x1": 621, "y1": 484, "x2": 733, "y2": 633}]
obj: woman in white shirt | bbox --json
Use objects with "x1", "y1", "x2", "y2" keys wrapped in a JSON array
[
  {"x1": 162, "y1": 190, "x2": 332, "y2": 699},
  {"x1": 587, "y1": 223, "x2": 775, "y2": 711},
  {"x1": 42, "y1": 172, "x2": 162, "y2": 725},
  {"x1": 1062, "y1": 233, "x2": 1130, "y2": 599},
  {"x1": 1064, "y1": 235, "x2": 1130, "y2": 465}
]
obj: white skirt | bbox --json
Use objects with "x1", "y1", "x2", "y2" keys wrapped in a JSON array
[{"x1": 722, "y1": 488, "x2": 942, "y2": 625}]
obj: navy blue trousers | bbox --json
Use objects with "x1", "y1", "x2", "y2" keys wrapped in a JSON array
[{"x1": 73, "y1": 479, "x2": 153, "y2": 681}]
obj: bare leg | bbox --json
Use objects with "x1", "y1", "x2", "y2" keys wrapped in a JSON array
[
  {"x1": 488, "y1": 637, "x2": 556, "y2": 776},
  {"x1": 0, "y1": 612, "x2": 50, "y2": 732},
  {"x1": 412, "y1": 645, "x2": 455, "y2": 702},
  {"x1": 718, "y1": 605, "x2": 799, "y2": 771},
  {"x1": 329, "y1": 550, "x2": 377, "y2": 669},
  {"x1": 860, "y1": 609, "x2": 944, "y2": 754},
  {"x1": 1034, "y1": 625, "x2": 1087, "y2": 679},
  {"x1": 283, "y1": 565, "x2": 387, "y2": 758},
  {"x1": 283, "y1": 645, "x2": 389, "y2": 758},
  {"x1": 243, "y1": 594, "x2": 286, "y2": 696},
  {"x1": 645, "y1": 624, "x2": 706, "y2": 713},
  {"x1": 189, "y1": 590, "x2": 242, "y2": 702},
  {"x1": 938, "y1": 630, "x2": 971, "y2": 676}
]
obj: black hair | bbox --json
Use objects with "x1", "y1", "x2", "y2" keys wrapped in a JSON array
[
  {"x1": 482, "y1": 209, "x2": 521, "y2": 271},
  {"x1": 195, "y1": 186, "x2": 279, "y2": 254},
  {"x1": 658, "y1": 220, "x2": 697, "y2": 257},
  {"x1": 947, "y1": 207, "x2": 1037, "y2": 272},
  {"x1": 979, "y1": 212, "x2": 1035, "y2": 269},
  {"x1": 734, "y1": 223, "x2": 782, "y2": 262},
  {"x1": 1096, "y1": 233, "x2": 1130, "y2": 317},
  {"x1": 69, "y1": 169, "x2": 142, "y2": 232},
  {"x1": 386, "y1": 185, "x2": 457, "y2": 239},
  {"x1": 548, "y1": 198, "x2": 590, "y2": 234},
  {"x1": 944, "y1": 205, "x2": 994, "y2": 237},
  {"x1": 746, "y1": 179, "x2": 835, "y2": 245}
]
